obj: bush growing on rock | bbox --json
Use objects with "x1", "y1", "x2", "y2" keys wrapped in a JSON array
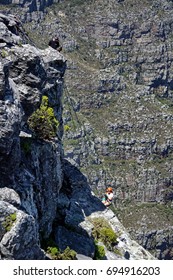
[
  {"x1": 94, "y1": 241, "x2": 105, "y2": 260},
  {"x1": 1, "y1": 49, "x2": 8, "y2": 58},
  {"x1": 99, "y1": 227, "x2": 118, "y2": 249},
  {"x1": 42, "y1": 237, "x2": 77, "y2": 260},
  {"x1": 47, "y1": 246, "x2": 77, "y2": 260},
  {"x1": 47, "y1": 246, "x2": 59, "y2": 257},
  {"x1": 91, "y1": 217, "x2": 118, "y2": 250},
  {"x1": 58, "y1": 247, "x2": 77, "y2": 260},
  {"x1": 28, "y1": 95, "x2": 59, "y2": 140},
  {"x1": 64, "y1": 124, "x2": 70, "y2": 132}
]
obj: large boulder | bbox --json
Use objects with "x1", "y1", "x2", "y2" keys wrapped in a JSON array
[{"x1": 0, "y1": 201, "x2": 45, "y2": 259}]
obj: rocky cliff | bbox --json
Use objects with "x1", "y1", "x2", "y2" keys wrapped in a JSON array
[
  {"x1": 0, "y1": 13, "x2": 66, "y2": 259},
  {"x1": 14, "y1": 0, "x2": 173, "y2": 259},
  {"x1": 0, "y1": 12, "x2": 155, "y2": 260}
]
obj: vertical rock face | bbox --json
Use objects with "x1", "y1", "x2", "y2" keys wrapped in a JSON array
[{"x1": 0, "y1": 13, "x2": 66, "y2": 259}]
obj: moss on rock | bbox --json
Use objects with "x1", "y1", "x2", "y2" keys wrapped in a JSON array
[{"x1": 2, "y1": 212, "x2": 17, "y2": 232}]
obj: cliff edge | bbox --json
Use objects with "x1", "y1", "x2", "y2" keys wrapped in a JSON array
[{"x1": 0, "y1": 13, "x2": 65, "y2": 259}]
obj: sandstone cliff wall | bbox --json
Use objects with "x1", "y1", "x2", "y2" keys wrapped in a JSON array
[{"x1": 0, "y1": 13, "x2": 66, "y2": 259}]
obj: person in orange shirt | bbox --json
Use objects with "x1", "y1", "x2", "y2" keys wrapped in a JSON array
[{"x1": 102, "y1": 187, "x2": 114, "y2": 207}]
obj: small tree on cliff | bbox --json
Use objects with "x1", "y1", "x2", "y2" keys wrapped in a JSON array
[{"x1": 28, "y1": 95, "x2": 59, "y2": 140}]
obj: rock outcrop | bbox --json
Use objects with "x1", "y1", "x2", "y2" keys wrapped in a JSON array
[{"x1": 55, "y1": 160, "x2": 155, "y2": 260}]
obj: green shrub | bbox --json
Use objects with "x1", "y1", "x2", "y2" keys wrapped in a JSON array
[
  {"x1": 91, "y1": 217, "x2": 118, "y2": 250},
  {"x1": 94, "y1": 242, "x2": 105, "y2": 260},
  {"x1": 42, "y1": 237, "x2": 77, "y2": 260},
  {"x1": 28, "y1": 95, "x2": 59, "y2": 140},
  {"x1": 47, "y1": 246, "x2": 77, "y2": 260},
  {"x1": 64, "y1": 124, "x2": 70, "y2": 132},
  {"x1": 1, "y1": 49, "x2": 8, "y2": 58},
  {"x1": 99, "y1": 227, "x2": 118, "y2": 249},
  {"x1": 47, "y1": 246, "x2": 59, "y2": 258},
  {"x1": 2, "y1": 212, "x2": 17, "y2": 232},
  {"x1": 58, "y1": 247, "x2": 77, "y2": 260}
]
